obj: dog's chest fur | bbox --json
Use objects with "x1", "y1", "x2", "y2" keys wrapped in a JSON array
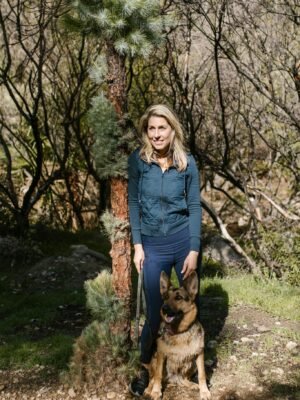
[{"x1": 157, "y1": 321, "x2": 204, "y2": 380}]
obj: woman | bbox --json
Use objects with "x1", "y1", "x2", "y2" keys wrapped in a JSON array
[{"x1": 128, "y1": 104, "x2": 201, "y2": 397}]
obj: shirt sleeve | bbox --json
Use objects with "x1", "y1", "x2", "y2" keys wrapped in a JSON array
[
  {"x1": 128, "y1": 150, "x2": 142, "y2": 244},
  {"x1": 186, "y1": 155, "x2": 201, "y2": 251}
]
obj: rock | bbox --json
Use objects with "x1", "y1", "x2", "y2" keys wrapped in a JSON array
[
  {"x1": 257, "y1": 325, "x2": 270, "y2": 333},
  {"x1": 286, "y1": 341, "x2": 298, "y2": 352},
  {"x1": 203, "y1": 235, "x2": 245, "y2": 266},
  {"x1": 70, "y1": 244, "x2": 109, "y2": 263},
  {"x1": 106, "y1": 392, "x2": 116, "y2": 399},
  {"x1": 240, "y1": 337, "x2": 254, "y2": 343},
  {"x1": 271, "y1": 368, "x2": 284, "y2": 375},
  {"x1": 229, "y1": 355, "x2": 238, "y2": 362},
  {"x1": 0, "y1": 384, "x2": 6, "y2": 391},
  {"x1": 262, "y1": 369, "x2": 269, "y2": 376},
  {"x1": 68, "y1": 388, "x2": 76, "y2": 398},
  {"x1": 26, "y1": 253, "x2": 110, "y2": 291}
]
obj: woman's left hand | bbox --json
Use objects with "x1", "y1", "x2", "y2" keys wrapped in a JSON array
[{"x1": 181, "y1": 251, "x2": 199, "y2": 280}]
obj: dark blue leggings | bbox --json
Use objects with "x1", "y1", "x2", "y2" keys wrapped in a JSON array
[{"x1": 140, "y1": 226, "x2": 198, "y2": 364}]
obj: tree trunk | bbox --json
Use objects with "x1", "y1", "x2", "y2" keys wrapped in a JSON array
[
  {"x1": 15, "y1": 211, "x2": 30, "y2": 236},
  {"x1": 110, "y1": 177, "x2": 131, "y2": 316},
  {"x1": 105, "y1": 45, "x2": 132, "y2": 326},
  {"x1": 106, "y1": 44, "x2": 127, "y2": 116}
]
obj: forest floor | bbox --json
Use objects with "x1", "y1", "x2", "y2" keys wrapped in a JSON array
[
  {"x1": 0, "y1": 301, "x2": 299, "y2": 400},
  {"x1": 0, "y1": 234, "x2": 299, "y2": 400}
]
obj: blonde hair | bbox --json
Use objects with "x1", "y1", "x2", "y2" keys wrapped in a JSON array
[{"x1": 139, "y1": 104, "x2": 188, "y2": 171}]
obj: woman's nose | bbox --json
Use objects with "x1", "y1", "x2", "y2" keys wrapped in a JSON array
[{"x1": 154, "y1": 129, "x2": 160, "y2": 137}]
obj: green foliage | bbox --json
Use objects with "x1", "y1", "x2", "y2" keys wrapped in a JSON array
[
  {"x1": 63, "y1": 0, "x2": 167, "y2": 181},
  {"x1": 0, "y1": 229, "x2": 112, "y2": 373},
  {"x1": 0, "y1": 207, "x2": 14, "y2": 236},
  {"x1": 258, "y1": 222, "x2": 300, "y2": 286},
  {"x1": 202, "y1": 257, "x2": 227, "y2": 278},
  {"x1": 100, "y1": 210, "x2": 129, "y2": 242},
  {"x1": 0, "y1": 289, "x2": 84, "y2": 337},
  {"x1": 201, "y1": 274, "x2": 300, "y2": 321},
  {"x1": 69, "y1": 270, "x2": 133, "y2": 385},
  {"x1": 88, "y1": 54, "x2": 108, "y2": 84},
  {"x1": 82, "y1": 320, "x2": 127, "y2": 360},
  {"x1": 89, "y1": 94, "x2": 133, "y2": 178},
  {"x1": 117, "y1": 347, "x2": 140, "y2": 378},
  {"x1": 63, "y1": 0, "x2": 168, "y2": 57},
  {"x1": 0, "y1": 334, "x2": 73, "y2": 370},
  {"x1": 0, "y1": 280, "x2": 84, "y2": 370},
  {"x1": 84, "y1": 270, "x2": 126, "y2": 321}
]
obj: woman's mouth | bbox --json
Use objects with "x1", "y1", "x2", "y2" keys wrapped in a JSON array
[{"x1": 152, "y1": 141, "x2": 164, "y2": 146}]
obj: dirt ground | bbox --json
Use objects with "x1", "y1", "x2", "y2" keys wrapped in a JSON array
[
  {"x1": 0, "y1": 302, "x2": 298, "y2": 400},
  {"x1": 0, "y1": 248, "x2": 299, "y2": 400}
]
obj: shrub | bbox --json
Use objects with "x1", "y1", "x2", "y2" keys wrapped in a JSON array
[{"x1": 258, "y1": 221, "x2": 300, "y2": 286}]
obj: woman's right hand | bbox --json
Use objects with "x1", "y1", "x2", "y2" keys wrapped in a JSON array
[{"x1": 134, "y1": 244, "x2": 145, "y2": 273}]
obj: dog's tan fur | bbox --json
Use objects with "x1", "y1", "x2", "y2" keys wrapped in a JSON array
[{"x1": 144, "y1": 271, "x2": 211, "y2": 400}]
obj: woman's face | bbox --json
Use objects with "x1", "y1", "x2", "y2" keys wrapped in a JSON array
[{"x1": 147, "y1": 116, "x2": 173, "y2": 155}]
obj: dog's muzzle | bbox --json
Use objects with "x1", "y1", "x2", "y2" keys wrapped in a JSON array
[{"x1": 161, "y1": 304, "x2": 183, "y2": 324}]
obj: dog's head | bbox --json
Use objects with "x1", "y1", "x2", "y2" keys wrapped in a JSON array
[{"x1": 159, "y1": 271, "x2": 198, "y2": 334}]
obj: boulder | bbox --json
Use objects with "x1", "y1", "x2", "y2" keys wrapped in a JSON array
[{"x1": 203, "y1": 235, "x2": 245, "y2": 266}]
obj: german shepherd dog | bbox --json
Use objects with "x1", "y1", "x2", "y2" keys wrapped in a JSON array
[{"x1": 144, "y1": 271, "x2": 211, "y2": 400}]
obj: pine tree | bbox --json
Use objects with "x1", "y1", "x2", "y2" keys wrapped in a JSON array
[
  {"x1": 67, "y1": 271, "x2": 139, "y2": 389},
  {"x1": 63, "y1": 0, "x2": 163, "y2": 58},
  {"x1": 63, "y1": 0, "x2": 167, "y2": 338}
]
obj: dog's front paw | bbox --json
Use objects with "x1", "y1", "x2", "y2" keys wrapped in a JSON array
[
  {"x1": 200, "y1": 386, "x2": 211, "y2": 400},
  {"x1": 144, "y1": 386, "x2": 151, "y2": 398},
  {"x1": 144, "y1": 387, "x2": 162, "y2": 400}
]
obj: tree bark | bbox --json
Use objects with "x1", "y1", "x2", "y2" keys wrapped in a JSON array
[
  {"x1": 105, "y1": 45, "x2": 132, "y2": 325},
  {"x1": 110, "y1": 177, "x2": 132, "y2": 315},
  {"x1": 106, "y1": 45, "x2": 127, "y2": 116}
]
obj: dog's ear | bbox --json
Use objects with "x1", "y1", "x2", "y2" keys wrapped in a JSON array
[
  {"x1": 160, "y1": 271, "x2": 170, "y2": 298},
  {"x1": 183, "y1": 271, "x2": 198, "y2": 300}
]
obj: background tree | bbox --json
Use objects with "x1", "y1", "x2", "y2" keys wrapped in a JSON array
[
  {"x1": 0, "y1": 0, "x2": 103, "y2": 234},
  {"x1": 128, "y1": 0, "x2": 300, "y2": 281}
]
